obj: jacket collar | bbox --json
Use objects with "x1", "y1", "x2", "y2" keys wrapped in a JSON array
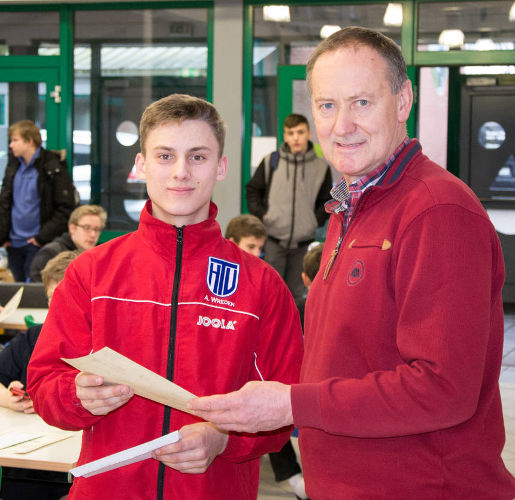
[
  {"x1": 352, "y1": 139, "x2": 422, "y2": 212},
  {"x1": 375, "y1": 139, "x2": 422, "y2": 188},
  {"x1": 137, "y1": 200, "x2": 222, "y2": 260}
]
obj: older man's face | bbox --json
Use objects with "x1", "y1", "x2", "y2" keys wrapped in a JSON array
[{"x1": 311, "y1": 45, "x2": 412, "y2": 184}]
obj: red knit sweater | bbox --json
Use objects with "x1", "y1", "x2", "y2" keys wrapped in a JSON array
[{"x1": 292, "y1": 140, "x2": 515, "y2": 499}]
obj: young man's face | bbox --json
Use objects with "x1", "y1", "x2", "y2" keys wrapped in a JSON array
[
  {"x1": 283, "y1": 123, "x2": 311, "y2": 154},
  {"x1": 231, "y1": 235, "x2": 266, "y2": 258},
  {"x1": 311, "y1": 45, "x2": 412, "y2": 184},
  {"x1": 69, "y1": 214, "x2": 103, "y2": 251},
  {"x1": 135, "y1": 120, "x2": 227, "y2": 227},
  {"x1": 9, "y1": 133, "x2": 36, "y2": 160}
]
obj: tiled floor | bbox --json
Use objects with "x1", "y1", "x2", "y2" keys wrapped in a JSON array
[{"x1": 257, "y1": 303, "x2": 515, "y2": 499}]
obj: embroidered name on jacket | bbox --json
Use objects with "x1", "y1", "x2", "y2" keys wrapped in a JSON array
[{"x1": 207, "y1": 257, "x2": 240, "y2": 298}]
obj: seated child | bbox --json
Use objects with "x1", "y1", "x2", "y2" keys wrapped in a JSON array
[
  {"x1": 296, "y1": 241, "x2": 324, "y2": 329},
  {"x1": 0, "y1": 250, "x2": 78, "y2": 500},
  {"x1": 225, "y1": 213, "x2": 266, "y2": 258},
  {"x1": 0, "y1": 250, "x2": 78, "y2": 413}
]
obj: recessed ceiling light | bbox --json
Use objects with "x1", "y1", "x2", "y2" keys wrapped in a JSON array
[
  {"x1": 320, "y1": 25, "x2": 341, "y2": 39},
  {"x1": 263, "y1": 6, "x2": 290, "y2": 23}
]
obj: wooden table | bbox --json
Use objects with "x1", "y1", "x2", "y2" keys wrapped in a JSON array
[
  {"x1": 0, "y1": 407, "x2": 82, "y2": 472},
  {"x1": 0, "y1": 308, "x2": 48, "y2": 331}
]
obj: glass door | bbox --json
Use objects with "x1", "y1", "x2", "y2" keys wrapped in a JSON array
[
  {"x1": 277, "y1": 65, "x2": 340, "y2": 183},
  {"x1": 0, "y1": 67, "x2": 60, "y2": 180}
]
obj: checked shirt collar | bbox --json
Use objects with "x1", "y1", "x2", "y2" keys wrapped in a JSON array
[{"x1": 325, "y1": 137, "x2": 410, "y2": 232}]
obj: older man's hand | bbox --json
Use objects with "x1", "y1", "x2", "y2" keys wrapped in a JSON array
[{"x1": 187, "y1": 381, "x2": 293, "y2": 433}]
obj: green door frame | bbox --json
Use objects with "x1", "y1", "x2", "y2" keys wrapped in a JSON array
[
  {"x1": 277, "y1": 64, "x2": 418, "y2": 146},
  {"x1": 277, "y1": 65, "x2": 306, "y2": 145},
  {"x1": 0, "y1": 62, "x2": 61, "y2": 151}
]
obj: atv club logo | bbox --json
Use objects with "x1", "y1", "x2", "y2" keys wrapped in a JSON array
[{"x1": 207, "y1": 257, "x2": 240, "y2": 297}]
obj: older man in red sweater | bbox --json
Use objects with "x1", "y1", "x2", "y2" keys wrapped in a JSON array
[{"x1": 190, "y1": 27, "x2": 515, "y2": 499}]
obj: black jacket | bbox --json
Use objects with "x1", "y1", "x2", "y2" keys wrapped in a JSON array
[
  {"x1": 0, "y1": 148, "x2": 76, "y2": 247},
  {"x1": 29, "y1": 232, "x2": 77, "y2": 282},
  {"x1": 0, "y1": 324, "x2": 42, "y2": 388}
]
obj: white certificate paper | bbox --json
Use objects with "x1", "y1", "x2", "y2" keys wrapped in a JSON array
[
  {"x1": 0, "y1": 431, "x2": 40, "y2": 450},
  {"x1": 70, "y1": 431, "x2": 181, "y2": 478},
  {"x1": 0, "y1": 287, "x2": 23, "y2": 322},
  {"x1": 62, "y1": 347, "x2": 197, "y2": 414}
]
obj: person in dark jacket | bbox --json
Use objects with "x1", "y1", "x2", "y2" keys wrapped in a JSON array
[
  {"x1": 0, "y1": 250, "x2": 78, "y2": 500},
  {"x1": 29, "y1": 204, "x2": 106, "y2": 282},
  {"x1": 246, "y1": 114, "x2": 332, "y2": 300},
  {"x1": 0, "y1": 120, "x2": 76, "y2": 282}
]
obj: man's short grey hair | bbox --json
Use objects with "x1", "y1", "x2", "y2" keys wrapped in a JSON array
[{"x1": 306, "y1": 26, "x2": 408, "y2": 95}]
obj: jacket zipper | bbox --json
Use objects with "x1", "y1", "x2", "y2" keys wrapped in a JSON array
[
  {"x1": 287, "y1": 157, "x2": 297, "y2": 249},
  {"x1": 157, "y1": 226, "x2": 184, "y2": 500},
  {"x1": 323, "y1": 189, "x2": 370, "y2": 280}
]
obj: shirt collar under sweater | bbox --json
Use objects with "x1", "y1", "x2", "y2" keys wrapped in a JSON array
[
  {"x1": 137, "y1": 199, "x2": 222, "y2": 261},
  {"x1": 326, "y1": 137, "x2": 410, "y2": 217}
]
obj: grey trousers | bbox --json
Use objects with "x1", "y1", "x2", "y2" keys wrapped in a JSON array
[{"x1": 264, "y1": 238, "x2": 308, "y2": 300}]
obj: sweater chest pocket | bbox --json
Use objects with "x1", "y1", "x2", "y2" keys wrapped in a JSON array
[{"x1": 348, "y1": 238, "x2": 392, "y2": 251}]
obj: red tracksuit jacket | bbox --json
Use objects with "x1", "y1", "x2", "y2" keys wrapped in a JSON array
[{"x1": 28, "y1": 201, "x2": 303, "y2": 499}]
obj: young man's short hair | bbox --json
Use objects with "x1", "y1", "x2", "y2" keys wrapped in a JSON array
[
  {"x1": 68, "y1": 204, "x2": 107, "y2": 228},
  {"x1": 139, "y1": 94, "x2": 226, "y2": 158},
  {"x1": 8, "y1": 120, "x2": 42, "y2": 148},
  {"x1": 225, "y1": 214, "x2": 267, "y2": 244},
  {"x1": 283, "y1": 113, "x2": 309, "y2": 130},
  {"x1": 303, "y1": 242, "x2": 324, "y2": 282},
  {"x1": 41, "y1": 250, "x2": 80, "y2": 292}
]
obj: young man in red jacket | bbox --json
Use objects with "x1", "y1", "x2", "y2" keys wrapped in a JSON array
[
  {"x1": 190, "y1": 27, "x2": 515, "y2": 499},
  {"x1": 27, "y1": 94, "x2": 303, "y2": 500}
]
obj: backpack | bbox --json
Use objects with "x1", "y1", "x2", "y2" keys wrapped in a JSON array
[
  {"x1": 49, "y1": 149, "x2": 81, "y2": 207},
  {"x1": 264, "y1": 150, "x2": 280, "y2": 185}
]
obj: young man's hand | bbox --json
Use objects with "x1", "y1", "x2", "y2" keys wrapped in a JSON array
[
  {"x1": 152, "y1": 422, "x2": 229, "y2": 474},
  {"x1": 188, "y1": 381, "x2": 293, "y2": 433},
  {"x1": 75, "y1": 372, "x2": 134, "y2": 415},
  {"x1": 27, "y1": 237, "x2": 40, "y2": 247}
]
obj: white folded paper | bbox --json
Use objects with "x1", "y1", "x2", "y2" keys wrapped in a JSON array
[
  {"x1": 0, "y1": 287, "x2": 23, "y2": 323},
  {"x1": 0, "y1": 431, "x2": 40, "y2": 450},
  {"x1": 14, "y1": 432, "x2": 76, "y2": 454},
  {"x1": 70, "y1": 431, "x2": 181, "y2": 478}
]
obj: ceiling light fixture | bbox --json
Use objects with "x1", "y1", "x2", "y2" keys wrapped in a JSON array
[
  {"x1": 438, "y1": 29, "x2": 465, "y2": 49},
  {"x1": 320, "y1": 25, "x2": 341, "y2": 39},
  {"x1": 263, "y1": 6, "x2": 291, "y2": 23},
  {"x1": 383, "y1": 3, "x2": 403, "y2": 27},
  {"x1": 509, "y1": 2, "x2": 515, "y2": 21}
]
